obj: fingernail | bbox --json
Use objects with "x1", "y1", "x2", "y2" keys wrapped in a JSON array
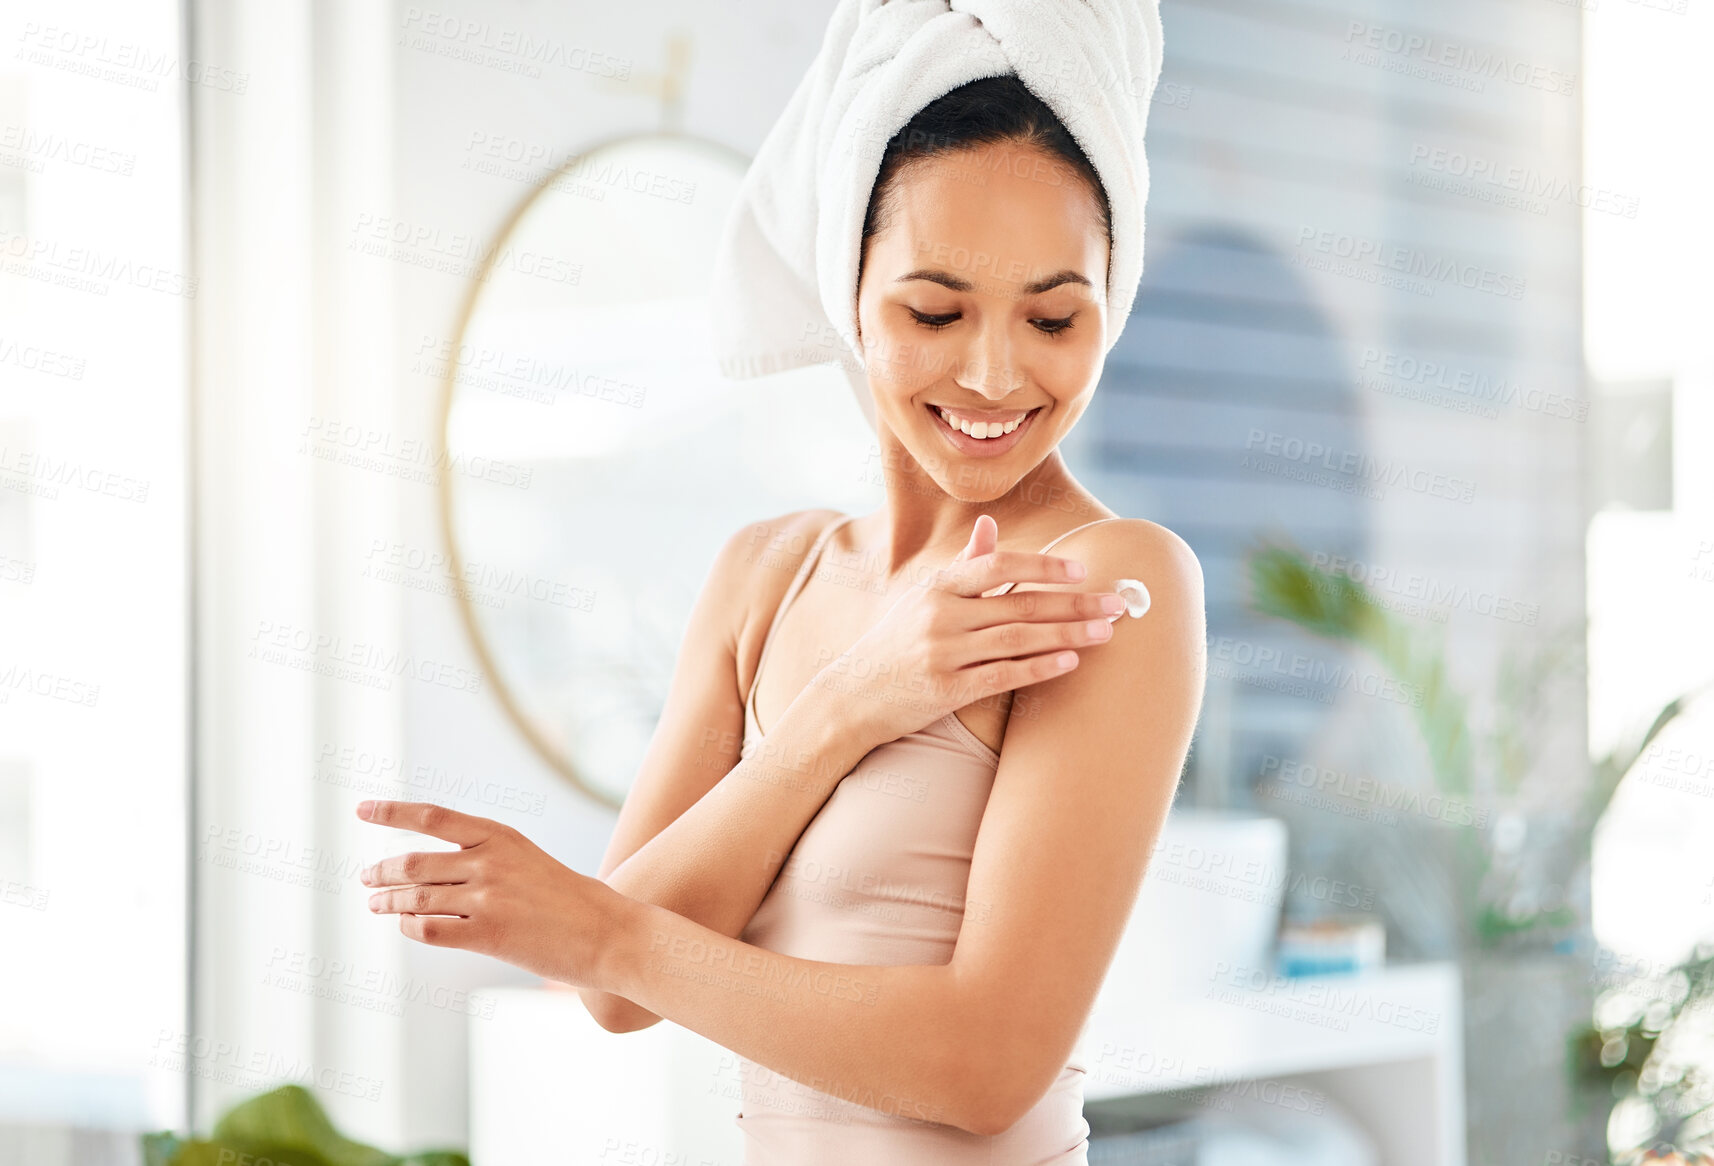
[
  {"x1": 1055, "y1": 651, "x2": 1078, "y2": 669},
  {"x1": 368, "y1": 895, "x2": 381, "y2": 911},
  {"x1": 359, "y1": 866, "x2": 373, "y2": 885},
  {"x1": 357, "y1": 800, "x2": 374, "y2": 819},
  {"x1": 1086, "y1": 620, "x2": 1112, "y2": 639},
  {"x1": 1066, "y1": 560, "x2": 1087, "y2": 580},
  {"x1": 1099, "y1": 594, "x2": 1124, "y2": 615}
]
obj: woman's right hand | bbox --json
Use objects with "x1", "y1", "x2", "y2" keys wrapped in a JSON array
[{"x1": 804, "y1": 513, "x2": 1125, "y2": 751}]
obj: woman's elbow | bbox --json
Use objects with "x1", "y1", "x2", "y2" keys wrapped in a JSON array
[
  {"x1": 961, "y1": 1058, "x2": 1061, "y2": 1137},
  {"x1": 961, "y1": 1092, "x2": 1024, "y2": 1139},
  {"x1": 578, "y1": 988, "x2": 662, "y2": 1034},
  {"x1": 958, "y1": 1098, "x2": 1021, "y2": 1139}
]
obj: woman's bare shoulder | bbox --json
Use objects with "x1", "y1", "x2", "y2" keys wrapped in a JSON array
[
  {"x1": 1016, "y1": 515, "x2": 1202, "y2": 599},
  {"x1": 1081, "y1": 516, "x2": 1201, "y2": 575},
  {"x1": 704, "y1": 507, "x2": 850, "y2": 651}
]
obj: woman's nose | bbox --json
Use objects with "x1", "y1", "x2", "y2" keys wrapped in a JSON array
[{"x1": 952, "y1": 322, "x2": 1023, "y2": 398}]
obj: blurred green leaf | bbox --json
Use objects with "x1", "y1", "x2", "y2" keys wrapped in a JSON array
[
  {"x1": 1248, "y1": 542, "x2": 1472, "y2": 796},
  {"x1": 139, "y1": 1084, "x2": 469, "y2": 1166},
  {"x1": 211, "y1": 1085, "x2": 395, "y2": 1166},
  {"x1": 160, "y1": 1139, "x2": 336, "y2": 1166}
]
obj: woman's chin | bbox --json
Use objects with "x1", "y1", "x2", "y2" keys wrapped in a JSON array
[{"x1": 870, "y1": 403, "x2": 1062, "y2": 500}]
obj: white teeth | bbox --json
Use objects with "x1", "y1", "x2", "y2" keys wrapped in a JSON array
[{"x1": 936, "y1": 407, "x2": 1027, "y2": 439}]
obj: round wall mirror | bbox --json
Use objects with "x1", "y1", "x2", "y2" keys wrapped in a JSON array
[{"x1": 438, "y1": 132, "x2": 882, "y2": 810}]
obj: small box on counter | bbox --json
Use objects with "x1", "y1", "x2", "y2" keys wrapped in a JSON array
[{"x1": 1275, "y1": 914, "x2": 1386, "y2": 977}]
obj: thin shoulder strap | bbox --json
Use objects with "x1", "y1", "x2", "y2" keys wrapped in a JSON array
[
  {"x1": 1036, "y1": 516, "x2": 1126, "y2": 555},
  {"x1": 746, "y1": 513, "x2": 854, "y2": 711},
  {"x1": 989, "y1": 516, "x2": 1127, "y2": 597}
]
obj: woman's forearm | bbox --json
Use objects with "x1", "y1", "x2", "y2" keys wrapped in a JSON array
[
  {"x1": 597, "y1": 894, "x2": 993, "y2": 1134},
  {"x1": 578, "y1": 685, "x2": 876, "y2": 1029}
]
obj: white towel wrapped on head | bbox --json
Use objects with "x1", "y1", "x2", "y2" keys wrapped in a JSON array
[{"x1": 708, "y1": 0, "x2": 1166, "y2": 431}]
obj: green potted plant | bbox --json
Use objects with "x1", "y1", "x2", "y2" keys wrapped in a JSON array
[
  {"x1": 1245, "y1": 541, "x2": 1700, "y2": 950},
  {"x1": 142, "y1": 1083, "x2": 469, "y2": 1166},
  {"x1": 1244, "y1": 540, "x2": 1708, "y2": 1165}
]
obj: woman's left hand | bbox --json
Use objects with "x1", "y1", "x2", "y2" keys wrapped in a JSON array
[{"x1": 356, "y1": 799, "x2": 631, "y2": 990}]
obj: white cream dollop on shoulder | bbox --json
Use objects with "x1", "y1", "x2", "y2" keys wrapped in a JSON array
[{"x1": 1106, "y1": 578, "x2": 1152, "y2": 622}]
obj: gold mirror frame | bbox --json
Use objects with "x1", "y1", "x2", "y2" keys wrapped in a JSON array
[{"x1": 436, "y1": 130, "x2": 752, "y2": 811}]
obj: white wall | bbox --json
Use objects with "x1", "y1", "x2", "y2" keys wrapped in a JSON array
[
  {"x1": 0, "y1": 0, "x2": 189, "y2": 1141},
  {"x1": 384, "y1": 0, "x2": 837, "y2": 1145}
]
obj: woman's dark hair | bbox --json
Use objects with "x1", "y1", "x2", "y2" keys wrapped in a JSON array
[{"x1": 858, "y1": 74, "x2": 1112, "y2": 283}]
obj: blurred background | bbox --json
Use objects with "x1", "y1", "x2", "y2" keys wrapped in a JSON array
[{"x1": 2, "y1": 1, "x2": 1710, "y2": 1164}]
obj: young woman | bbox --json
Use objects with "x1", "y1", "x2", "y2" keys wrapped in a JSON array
[{"x1": 358, "y1": 74, "x2": 1205, "y2": 1162}]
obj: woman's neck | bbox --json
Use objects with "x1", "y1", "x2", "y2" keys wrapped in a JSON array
[{"x1": 860, "y1": 444, "x2": 1113, "y2": 584}]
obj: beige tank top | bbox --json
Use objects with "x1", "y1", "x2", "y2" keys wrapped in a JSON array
[{"x1": 731, "y1": 512, "x2": 1122, "y2": 1164}]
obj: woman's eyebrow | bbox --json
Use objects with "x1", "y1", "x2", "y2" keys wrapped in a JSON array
[
  {"x1": 1020, "y1": 269, "x2": 1093, "y2": 294},
  {"x1": 894, "y1": 267, "x2": 1093, "y2": 295},
  {"x1": 895, "y1": 268, "x2": 974, "y2": 291}
]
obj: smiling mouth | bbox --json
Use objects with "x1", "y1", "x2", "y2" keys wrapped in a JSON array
[
  {"x1": 931, "y1": 404, "x2": 1040, "y2": 439},
  {"x1": 924, "y1": 402, "x2": 1043, "y2": 458}
]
